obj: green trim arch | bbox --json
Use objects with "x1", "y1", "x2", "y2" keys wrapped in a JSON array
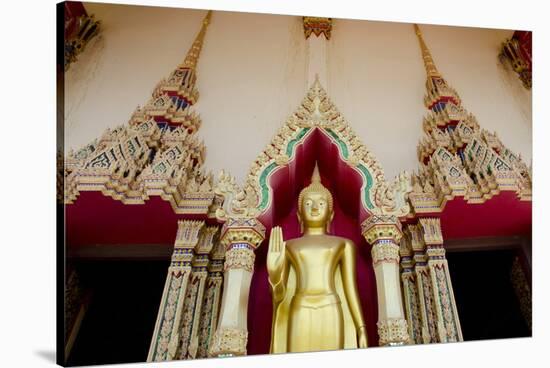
[
  {"x1": 255, "y1": 126, "x2": 377, "y2": 214},
  {"x1": 243, "y1": 78, "x2": 402, "y2": 220}
]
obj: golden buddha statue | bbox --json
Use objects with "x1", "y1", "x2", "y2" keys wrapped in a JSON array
[{"x1": 267, "y1": 164, "x2": 368, "y2": 353}]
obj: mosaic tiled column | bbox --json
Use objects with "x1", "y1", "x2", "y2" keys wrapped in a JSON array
[
  {"x1": 419, "y1": 218, "x2": 463, "y2": 343},
  {"x1": 362, "y1": 215, "x2": 409, "y2": 346},
  {"x1": 147, "y1": 220, "x2": 204, "y2": 362},
  {"x1": 196, "y1": 239, "x2": 226, "y2": 358},
  {"x1": 64, "y1": 267, "x2": 91, "y2": 362},
  {"x1": 399, "y1": 232, "x2": 423, "y2": 344},
  {"x1": 510, "y1": 255, "x2": 532, "y2": 332},
  {"x1": 209, "y1": 217, "x2": 265, "y2": 357},
  {"x1": 407, "y1": 223, "x2": 438, "y2": 344},
  {"x1": 179, "y1": 225, "x2": 219, "y2": 359}
]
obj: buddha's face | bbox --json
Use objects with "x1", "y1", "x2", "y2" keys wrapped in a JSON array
[{"x1": 300, "y1": 191, "x2": 332, "y2": 229}]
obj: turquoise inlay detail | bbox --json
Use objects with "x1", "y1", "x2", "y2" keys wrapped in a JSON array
[
  {"x1": 323, "y1": 128, "x2": 375, "y2": 210},
  {"x1": 257, "y1": 128, "x2": 310, "y2": 212},
  {"x1": 357, "y1": 164, "x2": 375, "y2": 209},
  {"x1": 258, "y1": 162, "x2": 278, "y2": 210},
  {"x1": 256, "y1": 126, "x2": 376, "y2": 212},
  {"x1": 325, "y1": 129, "x2": 349, "y2": 159},
  {"x1": 286, "y1": 127, "x2": 310, "y2": 157}
]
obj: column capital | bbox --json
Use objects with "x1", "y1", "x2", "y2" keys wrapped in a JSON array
[
  {"x1": 170, "y1": 220, "x2": 205, "y2": 274},
  {"x1": 418, "y1": 217, "x2": 443, "y2": 245},
  {"x1": 175, "y1": 220, "x2": 205, "y2": 248},
  {"x1": 224, "y1": 248, "x2": 255, "y2": 273},
  {"x1": 399, "y1": 232, "x2": 414, "y2": 258},
  {"x1": 210, "y1": 237, "x2": 225, "y2": 259},
  {"x1": 361, "y1": 215, "x2": 403, "y2": 244},
  {"x1": 220, "y1": 217, "x2": 266, "y2": 250},
  {"x1": 405, "y1": 223, "x2": 426, "y2": 252},
  {"x1": 191, "y1": 226, "x2": 219, "y2": 271},
  {"x1": 371, "y1": 241, "x2": 400, "y2": 265},
  {"x1": 399, "y1": 235, "x2": 415, "y2": 275},
  {"x1": 195, "y1": 226, "x2": 219, "y2": 255}
]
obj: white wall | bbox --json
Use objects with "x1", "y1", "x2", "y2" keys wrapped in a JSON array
[
  {"x1": 328, "y1": 20, "x2": 532, "y2": 179},
  {"x1": 65, "y1": 3, "x2": 532, "y2": 185}
]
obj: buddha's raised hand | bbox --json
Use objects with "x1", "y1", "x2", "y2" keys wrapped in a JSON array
[{"x1": 267, "y1": 226, "x2": 286, "y2": 278}]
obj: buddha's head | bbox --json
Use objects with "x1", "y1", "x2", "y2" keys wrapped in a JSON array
[{"x1": 297, "y1": 163, "x2": 334, "y2": 233}]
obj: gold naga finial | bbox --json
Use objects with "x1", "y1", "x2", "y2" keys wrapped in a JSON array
[
  {"x1": 413, "y1": 23, "x2": 441, "y2": 78},
  {"x1": 180, "y1": 10, "x2": 213, "y2": 69}
]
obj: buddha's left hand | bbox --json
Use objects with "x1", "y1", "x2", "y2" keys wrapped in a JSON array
[{"x1": 358, "y1": 326, "x2": 368, "y2": 348}]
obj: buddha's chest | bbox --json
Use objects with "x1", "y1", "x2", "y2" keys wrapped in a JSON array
[{"x1": 287, "y1": 240, "x2": 343, "y2": 267}]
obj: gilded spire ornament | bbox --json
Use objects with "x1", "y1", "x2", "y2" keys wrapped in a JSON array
[
  {"x1": 65, "y1": 9, "x2": 217, "y2": 209},
  {"x1": 413, "y1": 24, "x2": 441, "y2": 78},
  {"x1": 139, "y1": 9, "x2": 213, "y2": 128},
  {"x1": 180, "y1": 10, "x2": 212, "y2": 70},
  {"x1": 409, "y1": 22, "x2": 532, "y2": 215}
]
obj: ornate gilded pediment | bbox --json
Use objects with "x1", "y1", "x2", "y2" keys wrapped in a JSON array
[{"x1": 217, "y1": 76, "x2": 412, "y2": 220}]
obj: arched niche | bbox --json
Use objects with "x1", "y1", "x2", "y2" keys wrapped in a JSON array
[
  {"x1": 257, "y1": 127, "x2": 373, "y2": 227},
  {"x1": 246, "y1": 126, "x2": 381, "y2": 354},
  {"x1": 234, "y1": 79, "x2": 413, "y2": 354}
]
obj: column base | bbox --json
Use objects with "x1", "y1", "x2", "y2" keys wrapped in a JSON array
[
  {"x1": 377, "y1": 318, "x2": 410, "y2": 346},
  {"x1": 209, "y1": 327, "x2": 248, "y2": 357}
]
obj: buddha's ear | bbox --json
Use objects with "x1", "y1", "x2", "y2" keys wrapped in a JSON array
[
  {"x1": 326, "y1": 211, "x2": 334, "y2": 233},
  {"x1": 297, "y1": 212, "x2": 304, "y2": 234}
]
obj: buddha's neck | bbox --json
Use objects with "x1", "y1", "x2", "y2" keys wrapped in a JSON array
[{"x1": 303, "y1": 226, "x2": 326, "y2": 236}]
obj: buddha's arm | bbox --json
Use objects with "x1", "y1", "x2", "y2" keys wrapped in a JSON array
[
  {"x1": 268, "y1": 255, "x2": 289, "y2": 304},
  {"x1": 341, "y1": 239, "x2": 368, "y2": 346},
  {"x1": 267, "y1": 226, "x2": 289, "y2": 304}
]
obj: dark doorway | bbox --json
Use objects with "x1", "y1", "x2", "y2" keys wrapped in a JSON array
[
  {"x1": 67, "y1": 260, "x2": 169, "y2": 366},
  {"x1": 446, "y1": 249, "x2": 530, "y2": 341}
]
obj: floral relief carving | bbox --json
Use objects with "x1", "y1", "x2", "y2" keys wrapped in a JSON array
[
  {"x1": 224, "y1": 248, "x2": 255, "y2": 272},
  {"x1": 209, "y1": 328, "x2": 248, "y2": 356},
  {"x1": 377, "y1": 318, "x2": 410, "y2": 345}
]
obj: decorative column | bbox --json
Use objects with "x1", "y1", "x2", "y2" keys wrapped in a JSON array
[
  {"x1": 418, "y1": 218, "x2": 463, "y2": 343},
  {"x1": 178, "y1": 225, "x2": 219, "y2": 359},
  {"x1": 64, "y1": 267, "x2": 92, "y2": 362},
  {"x1": 209, "y1": 217, "x2": 266, "y2": 357},
  {"x1": 196, "y1": 238, "x2": 226, "y2": 358},
  {"x1": 362, "y1": 215, "x2": 409, "y2": 346},
  {"x1": 510, "y1": 255, "x2": 532, "y2": 332},
  {"x1": 147, "y1": 220, "x2": 204, "y2": 362},
  {"x1": 399, "y1": 232, "x2": 423, "y2": 344},
  {"x1": 407, "y1": 223, "x2": 438, "y2": 343}
]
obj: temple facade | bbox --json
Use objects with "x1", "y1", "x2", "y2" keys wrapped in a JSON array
[{"x1": 61, "y1": 2, "x2": 532, "y2": 365}]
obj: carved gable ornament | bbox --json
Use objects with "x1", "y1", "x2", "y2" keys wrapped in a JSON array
[{"x1": 216, "y1": 77, "x2": 412, "y2": 221}]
